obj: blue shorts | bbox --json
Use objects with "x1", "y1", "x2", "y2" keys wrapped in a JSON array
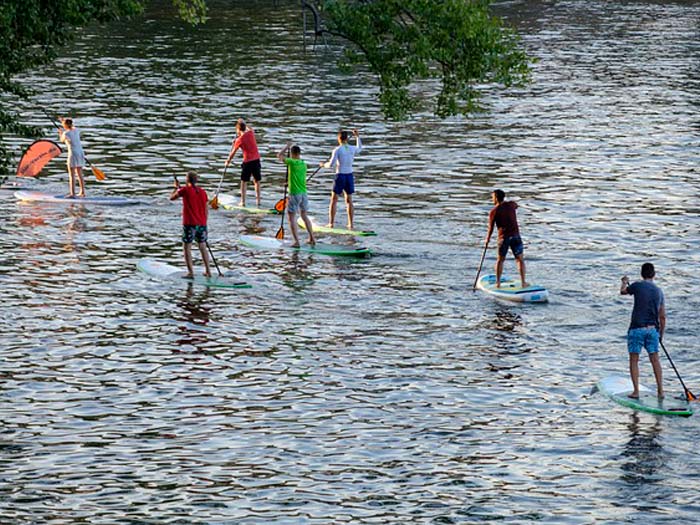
[
  {"x1": 627, "y1": 327, "x2": 659, "y2": 354},
  {"x1": 332, "y1": 173, "x2": 355, "y2": 195},
  {"x1": 498, "y1": 236, "x2": 524, "y2": 258},
  {"x1": 182, "y1": 225, "x2": 208, "y2": 244},
  {"x1": 287, "y1": 193, "x2": 309, "y2": 214}
]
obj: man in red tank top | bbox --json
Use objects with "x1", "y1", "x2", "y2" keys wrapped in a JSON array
[
  {"x1": 486, "y1": 189, "x2": 528, "y2": 288},
  {"x1": 170, "y1": 171, "x2": 211, "y2": 278},
  {"x1": 225, "y1": 119, "x2": 262, "y2": 207}
]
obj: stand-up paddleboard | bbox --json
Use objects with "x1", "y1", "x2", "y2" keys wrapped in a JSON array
[
  {"x1": 137, "y1": 259, "x2": 252, "y2": 289},
  {"x1": 15, "y1": 190, "x2": 137, "y2": 206},
  {"x1": 297, "y1": 216, "x2": 377, "y2": 237},
  {"x1": 240, "y1": 234, "x2": 371, "y2": 258},
  {"x1": 476, "y1": 274, "x2": 548, "y2": 303},
  {"x1": 217, "y1": 194, "x2": 280, "y2": 214},
  {"x1": 596, "y1": 375, "x2": 693, "y2": 417}
]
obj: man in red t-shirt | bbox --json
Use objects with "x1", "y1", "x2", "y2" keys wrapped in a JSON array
[
  {"x1": 225, "y1": 119, "x2": 262, "y2": 207},
  {"x1": 486, "y1": 189, "x2": 528, "y2": 288},
  {"x1": 170, "y1": 171, "x2": 211, "y2": 278}
]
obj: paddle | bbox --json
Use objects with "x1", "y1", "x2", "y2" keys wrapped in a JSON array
[
  {"x1": 209, "y1": 164, "x2": 228, "y2": 209},
  {"x1": 275, "y1": 176, "x2": 289, "y2": 240},
  {"x1": 660, "y1": 340, "x2": 698, "y2": 402},
  {"x1": 41, "y1": 108, "x2": 106, "y2": 181},
  {"x1": 472, "y1": 226, "x2": 493, "y2": 290},
  {"x1": 306, "y1": 165, "x2": 322, "y2": 183},
  {"x1": 205, "y1": 241, "x2": 223, "y2": 277}
]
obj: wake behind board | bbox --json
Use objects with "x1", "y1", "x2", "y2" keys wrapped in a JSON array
[
  {"x1": 476, "y1": 274, "x2": 549, "y2": 303},
  {"x1": 240, "y1": 235, "x2": 371, "y2": 258},
  {"x1": 137, "y1": 259, "x2": 252, "y2": 289},
  {"x1": 15, "y1": 190, "x2": 137, "y2": 206},
  {"x1": 297, "y1": 216, "x2": 377, "y2": 237},
  {"x1": 597, "y1": 375, "x2": 693, "y2": 417},
  {"x1": 217, "y1": 194, "x2": 280, "y2": 214}
]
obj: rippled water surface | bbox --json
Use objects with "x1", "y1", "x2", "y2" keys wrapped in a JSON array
[{"x1": 2, "y1": 0, "x2": 700, "y2": 522}]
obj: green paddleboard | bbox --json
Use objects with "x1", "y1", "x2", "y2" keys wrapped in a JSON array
[
  {"x1": 597, "y1": 375, "x2": 693, "y2": 417},
  {"x1": 240, "y1": 235, "x2": 371, "y2": 258},
  {"x1": 137, "y1": 259, "x2": 252, "y2": 289}
]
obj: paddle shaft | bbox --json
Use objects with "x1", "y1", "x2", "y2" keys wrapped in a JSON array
[
  {"x1": 472, "y1": 226, "x2": 493, "y2": 290},
  {"x1": 660, "y1": 341, "x2": 696, "y2": 400},
  {"x1": 206, "y1": 241, "x2": 223, "y2": 277},
  {"x1": 306, "y1": 165, "x2": 322, "y2": 183},
  {"x1": 214, "y1": 164, "x2": 228, "y2": 199}
]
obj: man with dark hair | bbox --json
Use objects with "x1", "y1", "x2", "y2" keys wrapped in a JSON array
[
  {"x1": 620, "y1": 262, "x2": 665, "y2": 398},
  {"x1": 486, "y1": 189, "x2": 527, "y2": 288},
  {"x1": 170, "y1": 171, "x2": 211, "y2": 279}
]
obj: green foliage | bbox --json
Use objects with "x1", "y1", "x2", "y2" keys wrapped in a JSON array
[
  {"x1": 0, "y1": 0, "x2": 206, "y2": 176},
  {"x1": 320, "y1": 0, "x2": 532, "y2": 119}
]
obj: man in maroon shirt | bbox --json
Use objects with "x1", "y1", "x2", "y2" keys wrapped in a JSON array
[
  {"x1": 486, "y1": 189, "x2": 528, "y2": 288},
  {"x1": 170, "y1": 171, "x2": 211, "y2": 278}
]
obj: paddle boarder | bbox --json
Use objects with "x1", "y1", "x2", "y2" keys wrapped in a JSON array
[
  {"x1": 170, "y1": 171, "x2": 211, "y2": 279},
  {"x1": 57, "y1": 117, "x2": 86, "y2": 198},
  {"x1": 620, "y1": 263, "x2": 666, "y2": 399},
  {"x1": 276, "y1": 142, "x2": 316, "y2": 248},
  {"x1": 486, "y1": 189, "x2": 528, "y2": 288},
  {"x1": 320, "y1": 129, "x2": 362, "y2": 230},
  {"x1": 225, "y1": 119, "x2": 262, "y2": 208}
]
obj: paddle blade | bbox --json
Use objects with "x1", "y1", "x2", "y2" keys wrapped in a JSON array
[
  {"x1": 687, "y1": 390, "x2": 698, "y2": 402},
  {"x1": 275, "y1": 226, "x2": 285, "y2": 240},
  {"x1": 91, "y1": 164, "x2": 106, "y2": 181},
  {"x1": 210, "y1": 195, "x2": 219, "y2": 209},
  {"x1": 274, "y1": 197, "x2": 288, "y2": 213}
]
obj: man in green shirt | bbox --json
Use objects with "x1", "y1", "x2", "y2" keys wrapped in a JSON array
[{"x1": 276, "y1": 143, "x2": 316, "y2": 248}]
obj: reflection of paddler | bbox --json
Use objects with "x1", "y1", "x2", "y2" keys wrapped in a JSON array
[
  {"x1": 57, "y1": 117, "x2": 86, "y2": 198},
  {"x1": 170, "y1": 172, "x2": 211, "y2": 279}
]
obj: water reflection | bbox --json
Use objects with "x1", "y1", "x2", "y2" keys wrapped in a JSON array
[
  {"x1": 619, "y1": 413, "x2": 664, "y2": 486},
  {"x1": 175, "y1": 283, "x2": 212, "y2": 350}
]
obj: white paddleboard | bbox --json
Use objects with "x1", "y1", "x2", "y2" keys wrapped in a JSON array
[
  {"x1": 137, "y1": 259, "x2": 251, "y2": 289},
  {"x1": 15, "y1": 190, "x2": 138, "y2": 206},
  {"x1": 476, "y1": 274, "x2": 548, "y2": 303},
  {"x1": 217, "y1": 194, "x2": 280, "y2": 214},
  {"x1": 240, "y1": 234, "x2": 371, "y2": 257},
  {"x1": 597, "y1": 375, "x2": 693, "y2": 417}
]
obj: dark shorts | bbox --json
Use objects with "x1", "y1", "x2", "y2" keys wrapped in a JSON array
[
  {"x1": 332, "y1": 173, "x2": 355, "y2": 195},
  {"x1": 241, "y1": 159, "x2": 262, "y2": 182},
  {"x1": 498, "y1": 235, "x2": 524, "y2": 258},
  {"x1": 182, "y1": 225, "x2": 208, "y2": 244}
]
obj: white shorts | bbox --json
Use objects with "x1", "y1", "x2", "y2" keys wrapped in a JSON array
[{"x1": 287, "y1": 193, "x2": 309, "y2": 214}]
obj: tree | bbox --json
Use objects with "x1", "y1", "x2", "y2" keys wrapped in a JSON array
[
  {"x1": 0, "y1": 0, "x2": 206, "y2": 177},
  {"x1": 319, "y1": 0, "x2": 532, "y2": 119}
]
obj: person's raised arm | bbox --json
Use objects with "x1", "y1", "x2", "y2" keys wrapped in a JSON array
[
  {"x1": 169, "y1": 177, "x2": 181, "y2": 201},
  {"x1": 620, "y1": 276, "x2": 630, "y2": 295},
  {"x1": 353, "y1": 129, "x2": 362, "y2": 151},
  {"x1": 276, "y1": 142, "x2": 291, "y2": 163}
]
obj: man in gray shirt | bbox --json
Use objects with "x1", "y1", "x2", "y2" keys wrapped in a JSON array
[{"x1": 620, "y1": 262, "x2": 666, "y2": 399}]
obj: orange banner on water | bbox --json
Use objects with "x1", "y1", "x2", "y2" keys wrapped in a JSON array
[{"x1": 16, "y1": 140, "x2": 62, "y2": 178}]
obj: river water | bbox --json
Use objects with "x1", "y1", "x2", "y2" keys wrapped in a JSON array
[{"x1": 1, "y1": 0, "x2": 699, "y2": 522}]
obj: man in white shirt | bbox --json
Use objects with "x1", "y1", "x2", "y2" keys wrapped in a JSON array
[{"x1": 320, "y1": 129, "x2": 362, "y2": 229}]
